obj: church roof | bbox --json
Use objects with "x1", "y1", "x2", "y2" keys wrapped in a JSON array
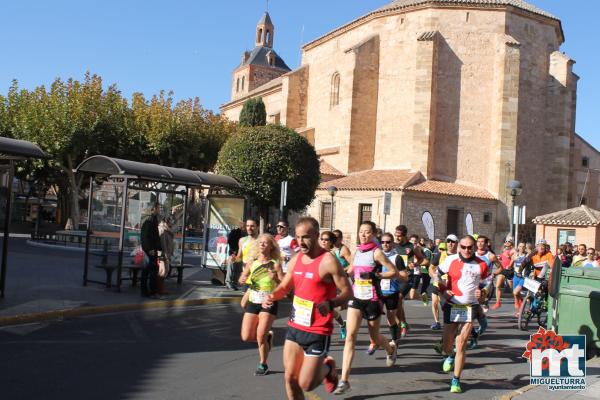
[
  {"x1": 376, "y1": 0, "x2": 557, "y2": 20},
  {"x1": 303, "y1": 0, "x2": 561, "y2": 50},
  {"x1": 532, "y1": 205, "x2": 600, "y2": 226},
  {"x1": 258, "y1": 12, "x2": 273, "y2": 26},
  {"x1": 319, "y1": 160, "x2": 346, "y2": 178},
  {"x1": 238, "y1": 46, "x2": 290, "y2": 71},
  {"x1": 406, "y1": 180, "x2": 496, "y2": 200}
]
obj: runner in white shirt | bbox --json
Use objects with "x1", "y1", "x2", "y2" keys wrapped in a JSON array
[
  {"x1": 276, "y1": 220, "x2": 299, "y2": 273},
  {"x1": 434, "y1": 235, "x2": 490, "y2": 393}
]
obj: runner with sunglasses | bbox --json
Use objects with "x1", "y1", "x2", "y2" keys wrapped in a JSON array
[
  {"x1": 434, "y1": 235, "x2": 491, "y2": 393},
  {"x1": 320, "y1": 231, "x2": 348, "y2": 340}
]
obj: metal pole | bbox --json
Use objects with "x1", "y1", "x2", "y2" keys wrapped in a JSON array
[
  {"x1": 330, "y1": 194, "x2": 334, "y2": 231},
  {"x1": 116, "y1": 178, "x2": 128, "y2": 291},
  {"x1": 514, "y1": 205, "x2": 519, "y2": 245},
  {"x1": 0, "y1": 161, "x2": 14, "y2": 298},
  {"x1": 83, "y1": 177, "x2": 94, "y2": 286},
  {"x1": 509, "y1": 195, "x2": 515, "y2": 238},
  {"x1": 180, "y1": 188, "x2": 188, "y2": 269}
]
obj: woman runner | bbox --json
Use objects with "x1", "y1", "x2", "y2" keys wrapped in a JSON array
[
  {"x1": 334, "y1": 222, "x2": 399, "y2": 395},
  {"x1": 239, "y1": 234, "x2": 284, "y2": 376},
  {"x1": 320, "y1": 231, "x2": 348, "y2": 340}
]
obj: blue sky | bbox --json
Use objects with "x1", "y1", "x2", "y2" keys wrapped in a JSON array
[{"x1": 0, "y1": 1, "x2": 597, "y2": 146}]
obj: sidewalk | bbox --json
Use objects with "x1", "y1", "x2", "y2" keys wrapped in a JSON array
[
  {"x1": 0, "y1": 237, "x2": 242, "y2": 324},
  {"x1": 510, "y1": 357, "x2": 600, "y2": 399}
]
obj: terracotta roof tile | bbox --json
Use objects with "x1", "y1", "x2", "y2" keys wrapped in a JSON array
[
  {"x1": 318, "y1": 169, "x2": 420, "y2": 191},
  {"x1": 406, "y1": 180, "x2": 496, "y2": 200},
  {"x1": 319, "y1": 160, "x2": 345, "y2": 178},
  {"x1": 532, "y1": 205, "x2": 600, "y2": 226}
]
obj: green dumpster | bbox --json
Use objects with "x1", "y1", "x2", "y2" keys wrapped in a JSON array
[{"x1": 556, "y1": 283, "x2": 600, "y2": 358}]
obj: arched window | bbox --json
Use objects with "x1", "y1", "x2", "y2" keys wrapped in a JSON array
[
  {"x1": 236, "y1": 77, "x2": 240, "y2": 93},
  {"x1": 242, "y1": 76, "x2": 245, "y2": 91},
  {"x1": 257, "y1": 28, "x2": 263, "y2": 43},
  {"x1": 266, "y1": 51, "x2": 275, "y2": 66},
  {"x1": 330, "y1": 72, "x2": 340, "y2": 107},
  {"x1": 266, "y1": 30, "x2": 271, "y2": 45}
]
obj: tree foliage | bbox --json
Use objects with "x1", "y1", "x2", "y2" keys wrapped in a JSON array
[
  {"x1": 238, "y1": 97, "x2": 266, "y2": 127},
  {"x1": 0, "y1": 73, "x2": 235, "y2": 226},
  {"x1": 216, "y1": 124, "x2": 320, "y2": 227}
]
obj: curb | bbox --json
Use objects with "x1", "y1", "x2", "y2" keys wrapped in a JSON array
[
  {"x1": 497, "y1": 384, "x2": 536, "y2": 400},
  {"x1": 0, "y1": 296, "x2": 241, "y2": 327}
]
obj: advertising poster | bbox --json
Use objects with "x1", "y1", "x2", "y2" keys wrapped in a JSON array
[{"x1": 203, "y1": 195, "x2": 245, "y2": 268}]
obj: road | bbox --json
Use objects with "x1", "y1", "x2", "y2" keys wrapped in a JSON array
[{"x1": 0, "y1": 295, "x2": 536, "y2": 400}]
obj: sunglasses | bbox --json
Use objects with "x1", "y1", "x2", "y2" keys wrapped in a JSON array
[
  {"x1": 381, "y1": 240, "x2": 392, "y2": 244},
  {"x1": 460, "y1": 245, "x2": 474, "y2": 250},
  {"x1": 447, "y1": 240, "x2": 457, "y2": 244}
]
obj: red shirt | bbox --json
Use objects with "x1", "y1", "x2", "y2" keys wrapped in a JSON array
[{"x1": 288, "y1": 250, "x2": 337, "y2": 335}]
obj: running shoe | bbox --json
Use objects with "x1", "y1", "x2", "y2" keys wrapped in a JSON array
[
  {"x1": 422, "y1": 292, "x2": 429, "y2": 306},
  {"x1": 467, "y1": 337, "x2": 477, "y2": 350},
  {"x1": 443, "y1": 356, "x2": 455, "y2": 373},
  {"x1": 340, "y1": 321, "x2": 347, "y2": 341},
  {"x1": 491, "y1": 301, "x2": 502, "y2": 310},
  {"x1": 450, "y1": 377, "x2": 462, "y2": 393},
  {"x1": 266, "y1": 330, "x2": 274, "y2": 352},
  {"x1": 334, "y1": 380, "x2": 351, "y2": 395},
  {"x1": 400, "y1": 323, "x2": 409, "y2": 338},
  {"x1": 366, "y1": 343, "x2": 378, "y2": 355},
  {"x1": 323, "y1": 356, "x2": 338, "y2": 393},
  {"x1": 386, "y1": 342, "x2": 397, "y2": 367},
  {"x1": 254, "y1": 363, "x2": 269, "y2": 376},
  {"x1": 431, "y1": 321, "x2": 442, "y2": 331},
  {"x1": 433, "y1": 341, "x2": 443, "y2": 355}
]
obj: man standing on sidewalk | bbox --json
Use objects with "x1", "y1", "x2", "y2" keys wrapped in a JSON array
[
  {"x1": 225, "y1": 221, "x2": 246, "y2": 290},
  {"x1": 141, "y1": 203, "x2": 162, "y2": 298}
]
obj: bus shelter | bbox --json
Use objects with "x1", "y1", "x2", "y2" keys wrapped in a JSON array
[
  {"x1": 75, "y1": 155, "x2": 240, "y2": 291},
  {"x1": 0, "y1": 136, "x2": 48, "y2": 297}
]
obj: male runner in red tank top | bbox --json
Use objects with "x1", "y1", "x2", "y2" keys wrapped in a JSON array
[{"x1": 263, "y1": 217, "x2": 352, "y2": 400}]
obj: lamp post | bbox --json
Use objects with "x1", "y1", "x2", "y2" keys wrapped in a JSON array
[
  {"x1": 507, "y1": 180, "x2": 523, "y2": 239},
  {"x1": 327, "y1": 186, "x2": 338, "y2": 231}
]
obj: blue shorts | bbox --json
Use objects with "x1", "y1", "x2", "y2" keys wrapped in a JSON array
[{"x1": 513, "y1": 276, "x2": 524, "y2": 289}]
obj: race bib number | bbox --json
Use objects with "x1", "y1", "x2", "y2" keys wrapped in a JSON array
[
  {"x1": 514, "y1": 262, "x2": 522, "y2": 274},
  {"x1": 450, "y1": 304, "x2": 472, "y2": 323},
  {"x1": 353, "y1": 279, "x2": 374, "y2": 300},
  {"x1": 524, "y1": 278, "x2": 541, "y2": 293},
  {"x1": 249, "y1": 290, "x2": 270, "y2": 304},
  {"x1": 380, "y1": 279, "x2": 391, "y2": 292},
  {"x1": 292, "y1": 296, "x2": 314, "y2": 327}
]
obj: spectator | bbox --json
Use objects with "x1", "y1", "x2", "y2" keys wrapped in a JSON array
[
  {"x1": 141, "y1": 203, "x2": 162, "y2": 298},
  {"x1": 158, "y1": 216, "x2": 175, "y2": 295},
  {"x1": 226, "y1": 221, "x2": 246, "y2": 290},
  {"x1": 582, "y1": 247, "x2": 599, "y2": 268},
  {"x1": 571, "y1": 244, "x2": 587, "y2": 267}
]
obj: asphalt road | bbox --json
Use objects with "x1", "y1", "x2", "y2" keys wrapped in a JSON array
[{"x1": 0, "y1": 298, "x2": 535, "y2": 400}]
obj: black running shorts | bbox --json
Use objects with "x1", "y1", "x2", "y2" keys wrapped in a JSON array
[
  {"x1": 286, "y1": 326, "x2": 331, "y2": 357},
  {"x1": 348, "y1": 297, "x2": 384, "y2": 321},
  {"x1": 245, "y1": 301, "x2": 278, "y2": 316}
]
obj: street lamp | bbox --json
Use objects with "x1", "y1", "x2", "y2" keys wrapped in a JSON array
[
  {"x1": 507, "y1": 180, "x2": 523, "y2": 238},
  {"x1": 327, "y1": 186, "x2": 338, "y2": 231}
]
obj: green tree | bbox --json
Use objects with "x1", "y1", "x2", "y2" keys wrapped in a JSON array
[
  {"x1": 238, "y1": 97, "x2": 266, "y2": 127},
  {"x1": 216, "y1": 124, "x2": 320, "y2": 230}
]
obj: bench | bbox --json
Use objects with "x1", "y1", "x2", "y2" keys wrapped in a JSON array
[
  {"x1": 170, "y1": 263, "x2": 198, "y2": 285},
  {"x1": 94, "y1": 261, "x2": 142, "y2": 288}
]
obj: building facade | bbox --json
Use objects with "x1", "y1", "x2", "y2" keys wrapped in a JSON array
[{"x1": 221, "y1": 1, "x2": 594, "y2": 246}]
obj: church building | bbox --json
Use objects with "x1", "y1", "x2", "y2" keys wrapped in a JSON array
[{"x1": 221, "y1": 1, "x2": 597, "y2": 246}]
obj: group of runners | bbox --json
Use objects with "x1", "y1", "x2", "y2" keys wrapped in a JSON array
[{"x1": 234, "y1": 217, "x2": 555, "y2": 399}]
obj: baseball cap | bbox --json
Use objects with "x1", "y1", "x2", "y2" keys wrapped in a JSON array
[
  {"x1": 438, "y1": 242, "x2": 447, "y2": 250},
  {"x1": 446, "y1": 234, "x2": 458, "y2": 242},
  {"x1": 536, "y1": 238, "x2": 548, "y2": 246},
  {"x1": 505, "y1": 236, "x2": 514, "y2": 243}
]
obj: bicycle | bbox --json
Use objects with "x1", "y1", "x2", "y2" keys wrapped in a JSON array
[{"x1": 517, "y1": 276, "x2": 548, "y2": 331}]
